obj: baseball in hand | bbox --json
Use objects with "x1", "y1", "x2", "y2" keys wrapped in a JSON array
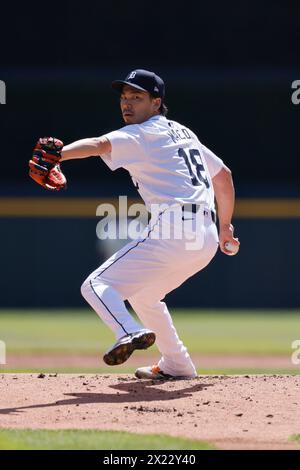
[{"x1": 224, "y1": 241, "x2": 239, "y2": 255}]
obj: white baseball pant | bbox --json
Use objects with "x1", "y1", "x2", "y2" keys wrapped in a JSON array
[{"x1": 81, "y1": 207, "x2": 219, "y2": 376}]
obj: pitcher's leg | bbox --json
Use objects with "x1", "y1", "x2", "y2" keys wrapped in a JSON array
[
  {"x1": 129, "y1": 292, "x2": 197, "y2": 377},
  {"x1": 81, "y1": 275, "x2": 156, "y2": 366},
  {"x1": 127, "y1": 227, "x2": 219, "y2": 377},
  {"x1": 80, "y1": 229, "x2": 180, "y2": 340},
  {"x1": 81, "y1": 276, "x2": 142, "y2": 339}
]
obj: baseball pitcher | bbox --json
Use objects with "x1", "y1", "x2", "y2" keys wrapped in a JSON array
[{"x1": 29, "y1": 69, "x2": 240, "y2": 380}]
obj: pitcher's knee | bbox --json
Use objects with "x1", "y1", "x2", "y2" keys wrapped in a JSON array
[
  {"x1": 80, "y1": 278, "x2": 92, "y2": 300},
  {"x1": 81, "y1": 276, "x2": 103, "y2": 299},
  {"x1": 81, "y1": 276, "x2": 114, "y2": 302}
]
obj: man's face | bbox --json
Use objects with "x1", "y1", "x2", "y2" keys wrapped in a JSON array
[{"x1": 120, "y1": 85, "x2": 161, "y2": 124}]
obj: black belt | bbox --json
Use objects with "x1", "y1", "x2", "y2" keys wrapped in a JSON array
[{"x1": 182, "y1": 204, "x2": 216, "y2": 223}]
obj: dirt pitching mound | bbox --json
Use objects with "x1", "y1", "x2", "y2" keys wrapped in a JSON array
[{"x1": 1, "y1": 374, "x2": 300, "y2": 450}]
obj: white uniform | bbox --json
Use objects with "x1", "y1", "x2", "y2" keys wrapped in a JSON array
[{"x1": 81, "y1": 115, "x2": 225, "y2": 377}]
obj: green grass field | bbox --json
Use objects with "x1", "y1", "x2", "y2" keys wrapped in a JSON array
[
  {"x1": 0, "y1": 429, "x2": 215, "y2": 450},
  {"x1": 1, "y1": 309, "x2": 300, "y2": 374},
  {"x1": 1, "y1": 310, "x2": 299, "y2": 450},
  {"x1": 1, "y1": 308, "x2": 300, "y2": 354}
]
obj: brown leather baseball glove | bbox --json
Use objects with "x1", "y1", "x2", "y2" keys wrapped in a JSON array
[{"x1": 29, "y1": 137, "x2": 67, "y2": 191}]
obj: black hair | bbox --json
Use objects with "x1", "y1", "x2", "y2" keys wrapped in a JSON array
[
  {"x1": 160, "y1": 103, "x2": 168, "y2": 116},
  {"x1": 150, "y1": 93, "x2": 168, "y2": 116}
]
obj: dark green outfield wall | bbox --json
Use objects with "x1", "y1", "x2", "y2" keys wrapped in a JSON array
[{"x1": 1, "y1": 216, "x2": 299, "y2": 308}]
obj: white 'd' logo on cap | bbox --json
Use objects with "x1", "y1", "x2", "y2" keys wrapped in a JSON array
[
  {"x1": 154, "y1": 86, "x2": 159, "y2": 92},
  {"x1": 128, "y1": 71, "x2": 137, "y2": 79}
]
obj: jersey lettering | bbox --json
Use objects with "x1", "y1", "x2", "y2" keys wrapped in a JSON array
[{"x1": 167, "y1": 123, "x2": 191, "y2": 143}]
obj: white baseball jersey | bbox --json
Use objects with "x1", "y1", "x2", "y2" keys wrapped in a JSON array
[{"x1": 101, "y1": 115, "x2": 225, "y2": 212}]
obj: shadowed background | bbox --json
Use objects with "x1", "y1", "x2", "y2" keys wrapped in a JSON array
[{"x1": 0, "y1": 0, "x2": 299, "y2": 309}]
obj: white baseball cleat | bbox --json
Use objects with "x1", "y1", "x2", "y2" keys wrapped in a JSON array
[{"x1": 135, "y1": 364, "x2": 197, "y2": 380}]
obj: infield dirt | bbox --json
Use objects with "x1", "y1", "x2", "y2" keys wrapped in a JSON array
[{"x1": 1, "y1": 374, "x2": 300, "y2": 450}]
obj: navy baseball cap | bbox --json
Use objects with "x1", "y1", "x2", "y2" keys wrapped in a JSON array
[{"x1": 112, "y1": 69, "x2": 165, "y2": 100}]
